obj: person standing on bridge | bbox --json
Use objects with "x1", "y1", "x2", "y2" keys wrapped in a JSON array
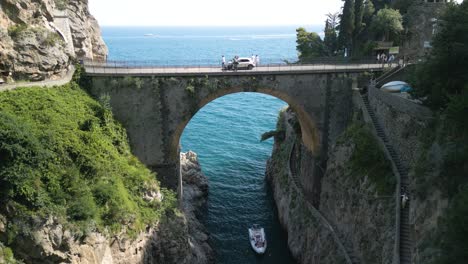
[
  {"x1": 252, "y1": 54, "x2": 256, "y2": 65},
  {"x1": 255, "y1": 55, "x2": 260, "y2": 66},
  {"x1": 222, "y1": 55, "x2": 226, "y2": 70}
]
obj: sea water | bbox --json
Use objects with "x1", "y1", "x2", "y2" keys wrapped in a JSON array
[{"x1": 102, "y1": 26, "x2": 317, "y2": 263}]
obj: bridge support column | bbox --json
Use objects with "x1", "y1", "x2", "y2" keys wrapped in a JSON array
[{"x1": 150, "y1": 160, "x2": 183, "y2": 207}]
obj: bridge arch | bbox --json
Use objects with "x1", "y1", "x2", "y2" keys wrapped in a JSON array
[
  {"x1": 170, "y1": 86, "x2": 320, "y2": 167},
  {"x1": 86, "y1": 71, "x2": 362, "y2": 193}
]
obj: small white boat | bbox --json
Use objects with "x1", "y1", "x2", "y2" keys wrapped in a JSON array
[
  {"x1": 381, "y1": 81, "x2": 412, "y2": 93},
  {"x1": 143, "y1": 33, "x2": 154, "y2": 36},
  {"x1": 248, "y1": 224, "x2": 267, "y2": 254}
]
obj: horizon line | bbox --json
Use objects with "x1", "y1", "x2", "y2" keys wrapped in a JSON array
[{"x1": 99, "y1": 24, "x2": 323, "y2": 28}]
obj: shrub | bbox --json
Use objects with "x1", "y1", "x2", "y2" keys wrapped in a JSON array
[
  {"x1": 343, "y1": 122, "x2": 395, "y2": 195},
  {"x1": 7, "y1": 24, "x2": 28, "y2": 39},
  {"x1": 54, "y1": 0, "x2": 69, "y2": 10},
  {"x1": 0, "y1": 82, "x2": 176, "y2": 236}
]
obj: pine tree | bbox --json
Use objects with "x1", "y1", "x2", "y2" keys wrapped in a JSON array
[
  {"x1": 338, "y1": 0, "x2": 355, "y2": 54},
  {"x1": 354, "y1": 0, "x2": 364, "y2": 35},
  {"x1": 324, "y1": 13, "x2": 339, "y2": 55}
]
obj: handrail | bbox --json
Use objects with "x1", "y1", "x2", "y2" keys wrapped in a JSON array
[
  {"x1": 82, "y1": 56, "x2": 378, "y2": 68},
  {"x1": 357, "y1": 91, "x2": 402, "y2": 264},
  {"x1": 82, "y1": 59, "x2": 391, "y2": 76},
  {"x1": 287, "y1": 139, "x2": 355, "y2": 264}
]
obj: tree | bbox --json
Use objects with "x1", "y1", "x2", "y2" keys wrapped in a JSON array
[
  {"x1": 370, "y1": 8, "x2": 403, "y2": 41},
  {"x1": 363, "y1": 0, "x2": 375, "y2": 24},
  {"x1": 296, "y1": 27, "x2": 327, "y2": 61},
  {"x1": 354, "y1": 0, "x2": 365, "y2": 36},
  {"x1": 411, "y1": 1, "x2": 468, "y2": 108},
  {"x1": 324, "y1": 13, "x2": 339, "y2": 55},
  {"x1": 338, "y1": 0, "x2": 355, "y2": 52}
]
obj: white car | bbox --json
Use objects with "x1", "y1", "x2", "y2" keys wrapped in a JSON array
[{"x1": 225, "y1": 57, "x2": 255, "y2": 70}]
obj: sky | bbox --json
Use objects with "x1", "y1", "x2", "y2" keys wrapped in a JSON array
[{"x1": 89, "y1": 0, "x2": 344, "y2": 26}]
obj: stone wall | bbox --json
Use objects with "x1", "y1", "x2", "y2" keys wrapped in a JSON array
[
  {"x1": 400, "y1": 2, "x2": 447, "y2": 60},
  {"x1": 368, "y1": 86, "x2": 432, "y2": 169}
]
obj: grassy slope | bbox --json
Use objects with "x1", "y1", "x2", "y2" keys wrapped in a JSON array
[{"x1": 0, "y1": 82, "x2": 176, "y2": 239}]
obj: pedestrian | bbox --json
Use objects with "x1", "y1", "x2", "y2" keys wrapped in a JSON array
[
  {"x1": 255, "y1": 55, "x2": 260, "y2": 66},
  {"x1": 233, "y1": 56, "x2": 239, "y2": 71},
  {"x1": 376, "y1": 53, "x2": 380, "y2": 63},
  {"x1": 251, "y1": 54, "x2": 255, "y2": 65},
  {"x1": 388, "y1": 54, "x2": 395, "y2": 66},
  {"x1": 221, "y1": 55, "x2": 226, "y2": 70},
  {"x1": 401, "y1": 193, "x2": 409, "y2": 208}
]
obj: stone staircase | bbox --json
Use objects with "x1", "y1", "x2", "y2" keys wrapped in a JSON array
[
  {"x1": 374, "y1": 65, "x2": 401, "y2": 85},
  {"x1": 361, "y1": 94, "x2": 412, "y2": 264}
]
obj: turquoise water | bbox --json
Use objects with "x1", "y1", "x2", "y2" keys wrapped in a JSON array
[{"x1": 102, "y1": 26, "x2": 301, "y2": 263}]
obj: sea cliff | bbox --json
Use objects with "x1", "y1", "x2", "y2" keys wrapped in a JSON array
[
  {"x1": 266, "y1": 106, "x2": 396, "y2": 263},
  {"x1": 0, "y1": 0, "x2": 107, "y2": 81}
]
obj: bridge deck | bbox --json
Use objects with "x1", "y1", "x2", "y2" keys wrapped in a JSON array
[{"x1": 84, "y1": 63, "x2": 388, "y2": 77}]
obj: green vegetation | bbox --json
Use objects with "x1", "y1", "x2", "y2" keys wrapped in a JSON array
[
  {"x1": 435, "y1": 187, "x2": 468, "y2": 264},
  {"x1": 7, "y1": 24, "x2": 28, "y2": 39},
  {"x1": 7, "y1": 25, "x2": 63, "y2": 47},
  {"x1": 410, "y1": 1, "x2": 468, "y2": 109},
  {"x1": 407, "y1": 2, "x2": 468, "y2": 263},
  {"x1": 0, "y1": 243, "x2": 22, "y2": 264},
  {"x1": 342, "y1": 121, "x2": 395, "y2": 195},
  {"x1": 296, "y1": 28, "x2": 327, "y2": 60},
  {"x1": 297, "y1": 0, "x2": 406, "y2": 59},
  {"x1": 0, "y1": 79, "x2": 177, "y2": 240},
  {"x1": 54, "y1": 0, "x2": 69, "y2": 10},
  {"x1": 370, "y1": 8, "x2": 403, "y2": 41}
]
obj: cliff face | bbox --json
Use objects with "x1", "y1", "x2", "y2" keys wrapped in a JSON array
[
  {"x1": 266, "y1": 105, "x2": 396, "y2": 264},
  {"x1": 180, "y1": 151, "x2": 214, "y2": 264},
  {"x1": 0, "y1": 151, "x2": 213, "y2": 264},
  {"x1": 0, "y1": 0, "x2": 107, "y2": 81}
]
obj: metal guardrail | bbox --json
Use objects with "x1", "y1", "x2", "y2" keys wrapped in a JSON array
[
  {"x1": 83, "y1": 56, "x2": 378, "y2": 67},
  {"x1": 82, "y1": 58, "x2": 392, "y2": 76}
]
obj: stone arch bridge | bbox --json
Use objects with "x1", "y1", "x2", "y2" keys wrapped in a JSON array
[{"x1": 84, "y1": 63, "x2": 384, "y2": 198}]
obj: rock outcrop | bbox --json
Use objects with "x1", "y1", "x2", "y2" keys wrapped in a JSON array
[
  {"x1": 180, "y1": 151, "x2": 214, "y2": 264},
  {"x1": 266, "y1": 107, "x2": 396, "y2": 264},
  {"x1": 0, "y1": 0, "x2": 107, "y2": 81}
]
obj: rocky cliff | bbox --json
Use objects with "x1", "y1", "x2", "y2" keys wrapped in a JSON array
[
  {"x1": 266, "y1": 106, "x2": 396, "y2": 264},
  {"x1": 0, "y1": 0, "x2": 107, "y2": 81},
  {"x1": 0, "y1": 151, "x2": 213, "y2": 264},
  {"x1": 180, "y1": 151, "x2": 214, "y2": 264}
]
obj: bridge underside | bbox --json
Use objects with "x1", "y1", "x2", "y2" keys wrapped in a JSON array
[{"x1": 86, "y1": 71, "x2": 363, "y2": 198}]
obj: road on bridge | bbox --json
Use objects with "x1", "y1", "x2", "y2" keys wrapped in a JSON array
[{"x1": 84, "y1": 62, "x2": 390, "y2": 76}]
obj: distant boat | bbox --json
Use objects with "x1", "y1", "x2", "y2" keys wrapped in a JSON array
[
  {"x1": 248, "y1": 224, "x2": 267, "y2": 254},
  {"x1": 144, "y1": 33, "x2": 154, "y2": 36},
  {"x1": 381, "y1": 81, "x2": 413, "y2": 93}
]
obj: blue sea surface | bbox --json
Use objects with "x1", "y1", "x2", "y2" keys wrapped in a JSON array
[
  {"x1": 102, "y1": 25, "x2": 320, "y2": 65},
  {"x1": 102, "y1": 26, "x2": 302, "y2": 264}
]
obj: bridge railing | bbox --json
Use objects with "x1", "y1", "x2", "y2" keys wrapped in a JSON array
[{"x1": 82, "y1": 57, "x2": 394, "y2": 75}]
